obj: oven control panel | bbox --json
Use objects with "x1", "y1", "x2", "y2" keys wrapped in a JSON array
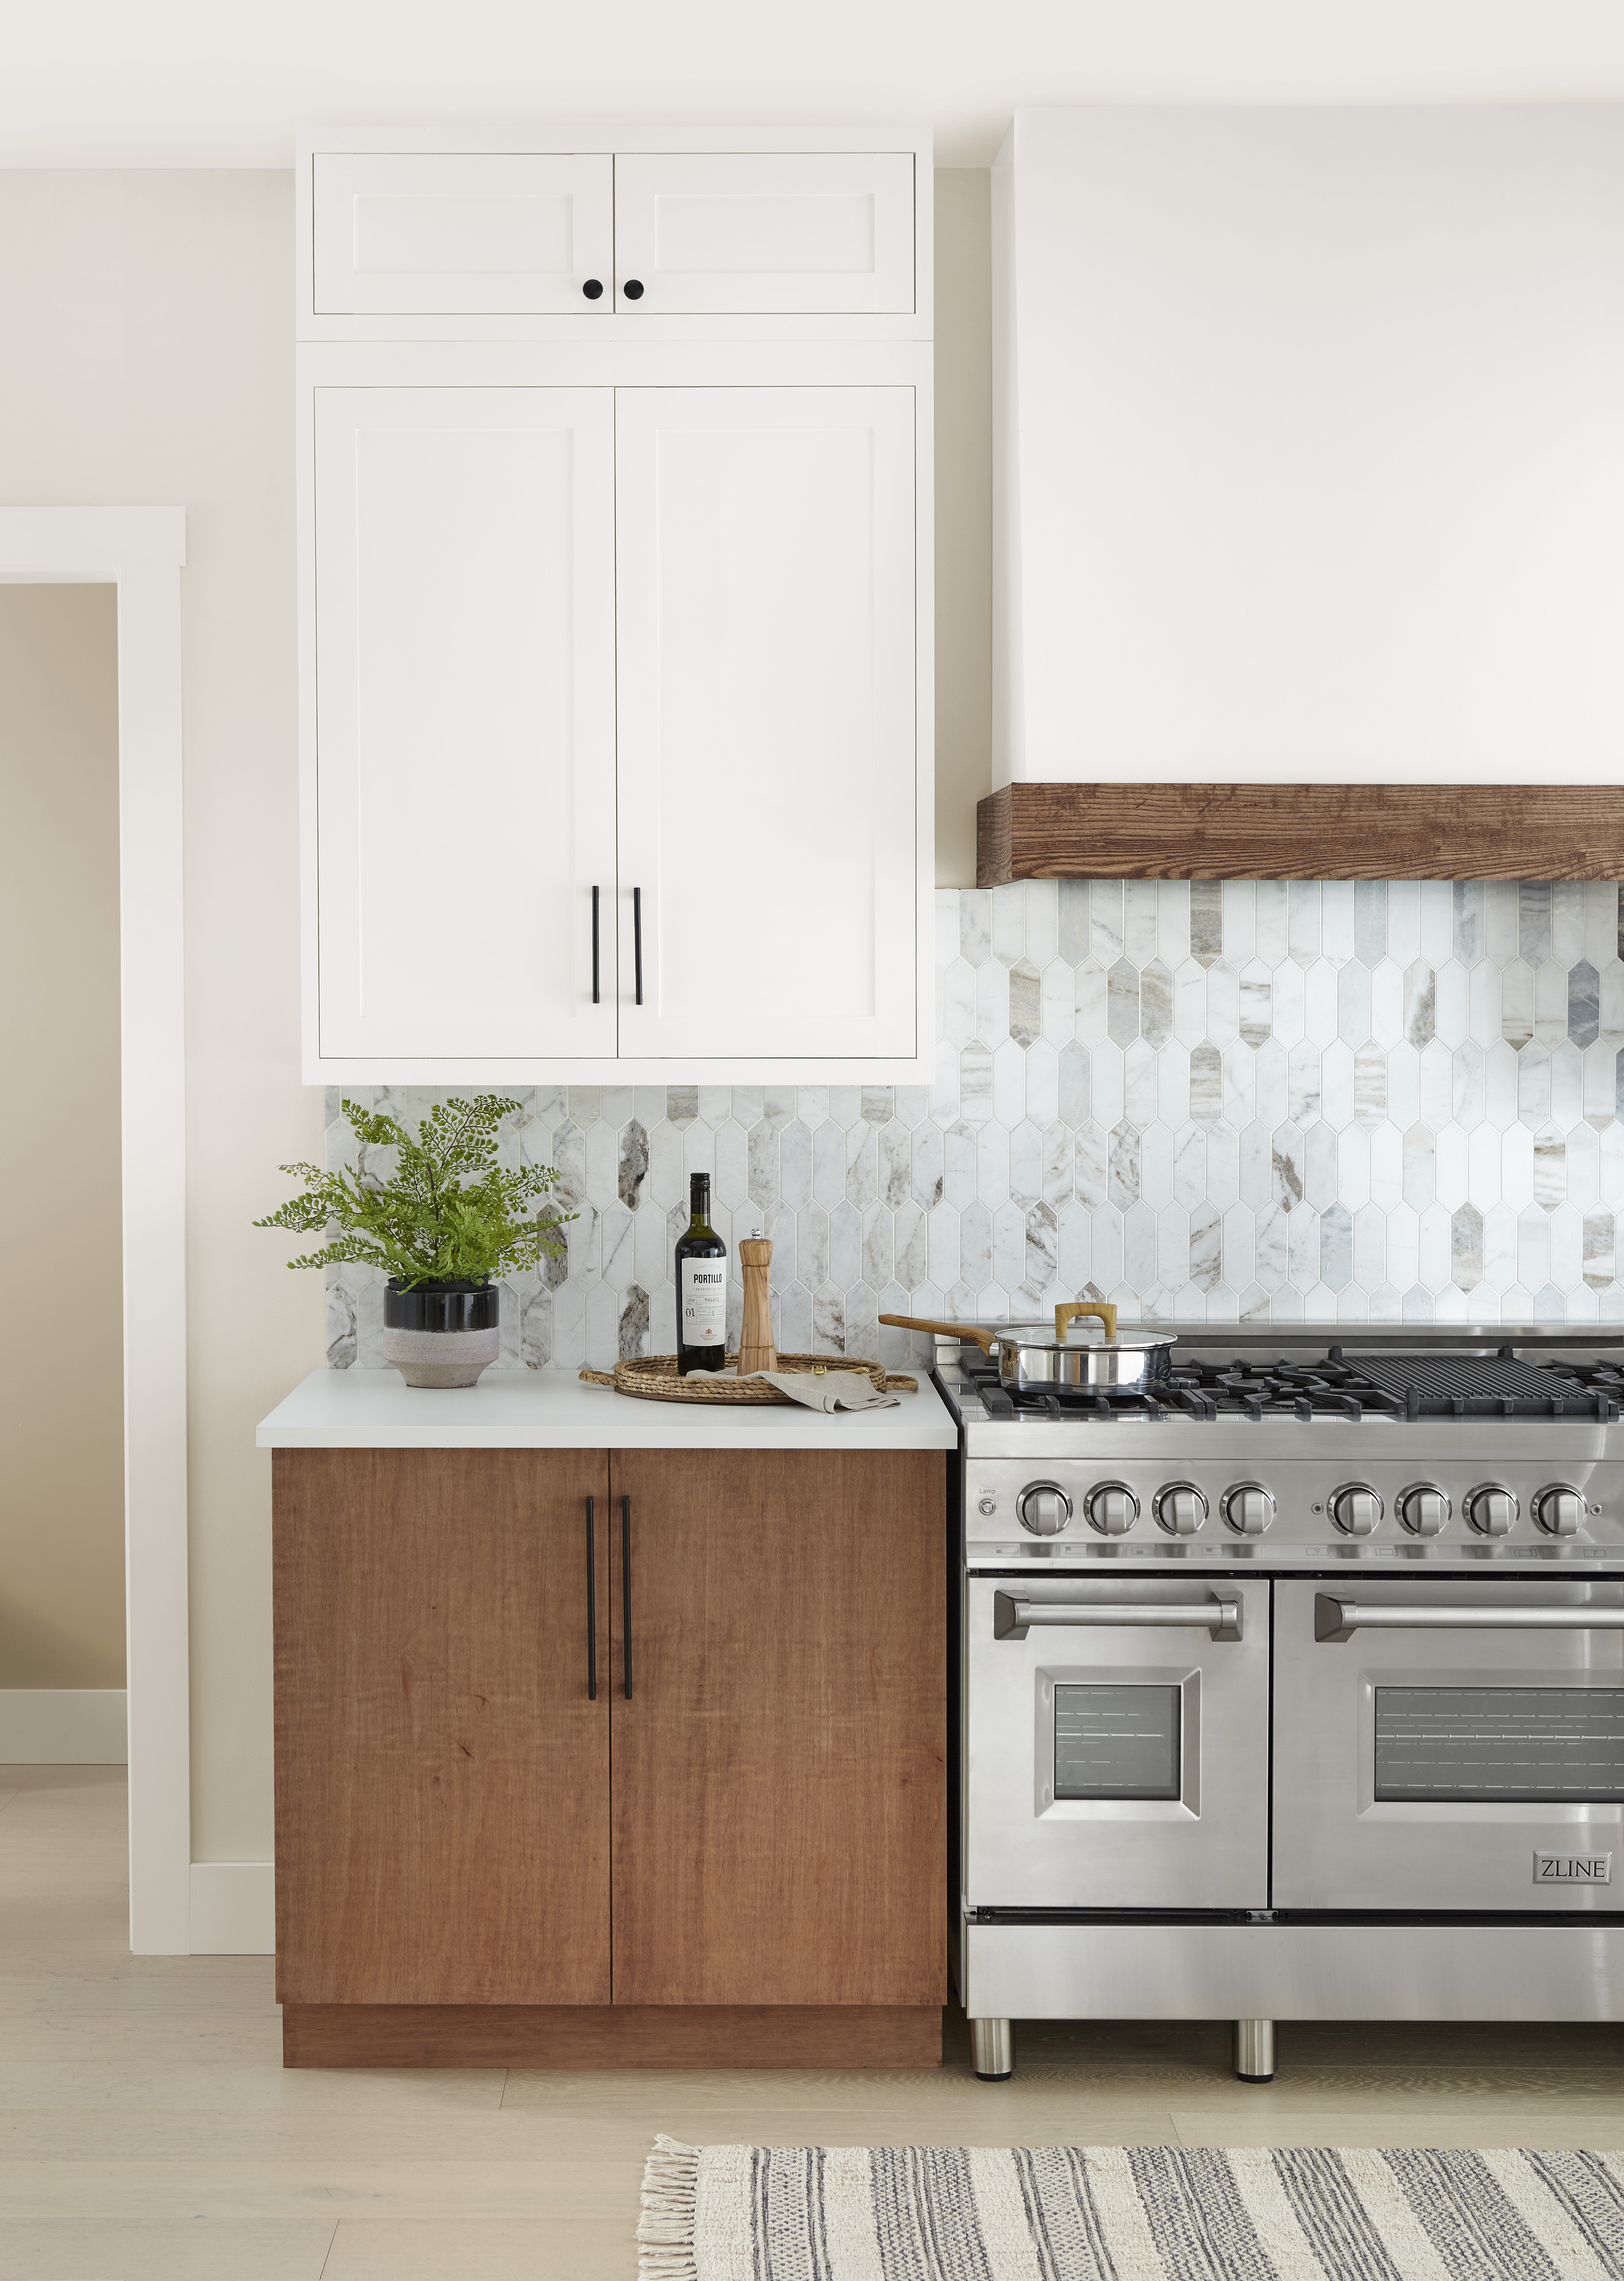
[{"x1": 966, "y1": 1455, "x2": 1624, "y2": 1565}]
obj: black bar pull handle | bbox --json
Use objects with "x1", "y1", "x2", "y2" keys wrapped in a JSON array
[
  {"x1": 621, "y1": 1494, "x2": 633, "y2": 1698},
  {"x1": 585, "y1": 1497, "x2": 597, "y2": 1700},
  {"x1": 591, "y1": 885, "x2": 600, "y2": 1005},
  {"x1": 632, "y1": 887, "x2": 644, "y2": 1006}
]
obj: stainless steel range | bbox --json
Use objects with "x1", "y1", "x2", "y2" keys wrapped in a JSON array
[{"x1": 941, "y1": 1323, "x2": 1624, "y2": 2085}]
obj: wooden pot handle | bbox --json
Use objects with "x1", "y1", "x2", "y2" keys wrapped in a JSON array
[
  {"x1": 1055, "y1": 1299, "x2": 1118, "y2": 1342},
  {"x1": 878, "y1": 1313, "x2": 997, "y2": 1356}
]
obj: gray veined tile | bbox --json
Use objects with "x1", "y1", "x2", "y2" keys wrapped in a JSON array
[
  {"x1": 828, "y1": 1197, "x2": 862, "y2": 1290},
  {"x1": 911, "y1": 1121, "x2": 944, "y2": 1211},
  {"x1": 1352, "y1": 1040, "x2": 1388, "y2": 1130},
  {"x1": 879, "y1": 1120, "x2": 912, "y2": 1211},
  {"x1": 1353, "y1": 878, "x2": 1387, "y2": 966},
  {"x1": 1127, "y1": 1037, "x2": 1161, "y2": 1129},
  {"x1": 1239, "y1": 1118, "x2": 1273, "y2": 1211},
  {"x1": 1189, "y1": 1042, "x2": 1224, "y2": 1127},
  {"x1": 1008, "y1": 958, "x2": 1042, "y2": 1046},
  {"x1": 1320, "y1": 1201, "x2": 1354, "y2": 1292},
  {"x1": 1091, "y1": 877, "x2": 1125, "y2": 963},
  {"x1": 1451, "y1": 1200, "x2": 1485, "y2": 1291},
  {"x1": 746, "y1": 1121, "x2": 779, "y2": 1210},
  {"x1": 797, "y1": 1202, "x2": 831, "y2": 1292},
  {"x1": 844, "y1": 1124, "x2": 877, "y2": 1212},
  {"x1": 1106, "y1": 957, "x2": 1140, "y2": 1045},
  {"x1": 1057, "y1": 877, "x2": 1091, "y2": 966},
  {"x1": 1023, "y1": 1200, "x2": 1059, "y2": 1303},
  {"x1": 1108, "y1": 1121, "x2": 1140, "y2": 1210},
  {"x1": 1075, "y1": 1121, "x2": 1108, "y2": 1210},
  {"x1": 1042, "y1": 1120, "x2": 1073, "y2": 1211},
  {"x1": 861, "y1": 1201, "x2": 893, "y2": 1289},
  {"x1": 1238, "y1": 961, "x2": 1272, "y2": 1047},
  {"x1": 812, "y1": 1118, "x2": 847, "y2": 1210},
  {"x1": 1569, "y1": 959, "x2": 1601, "y2": 1049},
  {"x1": 1059, "y1": 1039, "x2": 1090, "y2": 1126},
  {"x1": 861, "y1": 1086, "x2": 893, "y2": 1126},
  {"x1": 992, "y1": 1198, "x2": 1028, "y2": 1293},
  {"x1": 959, "y1": 889, "x2": 992, "y2": 967},
  {"x1": 1008, "y1": 1118, "x2": 1043, "y2": 1209},
  {"x1": 1452, "y1": 880, "x2": 1484, "y2": 967},
  {"x1": 1404, "y1": 960, "x2": 1437, "y2": 1048},
  {"x1": 1584, "y1": 1207, "x2": 1616, "y2": 1289},
  {"x1": 1141, "y1": 958, "x2": 1173, "y2": 1047},
  {"x1": 812, "y1": 1282, "x2": 846, "y2": 1353},
  {"x1": 1401, "y1": 1123, "x2": 1436, "y2": 1211},
  {"x1": 1287, "y1": 1039, "x2": 1321, "y2": 1128},
  {"x1": 1520, "y1": 880, "x2": 1552, "y2": 968},
  {"x1": 942, "y1": 1120, "x2": 978, "y2": 1211},
  {"x1": 958, "y1": 1041, "x2": 993, "y2": 1127},
  {"x1": 1551, "y1": 878, "x2": 1586, "y2": 966},
  {"x1": 1190, "y1": 878, "x2": 1223, "y2": 967},
  {"x1": 1518, "y1": 1042, "x2": 1552, "y2": 1126},
  {"x1": 1189, "y1": 1202, "x2": 1222, "y2": 1291},
  {"x1": 1173, "y1": 1120, "x2": 1207, "y2": 1211},
  {"x1": 1534, "y1": 1127, "x2": 1567, "y2": 1212},
  {"x1": 1271, "y1": 1124, "x2": 1306, "y2": 1213}
]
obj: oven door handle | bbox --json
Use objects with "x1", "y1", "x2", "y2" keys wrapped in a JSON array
[
  {"x1": 995, "y1": 1592, "x2": 1243, "y2": 1641},
  {"x1": 1316, "y1": 1595, "x2": 1624, "y2": 1642}
]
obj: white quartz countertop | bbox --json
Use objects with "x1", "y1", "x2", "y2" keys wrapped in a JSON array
[{"x1": 256, "y1": 1367, "x2": 958, "y2": 1452}]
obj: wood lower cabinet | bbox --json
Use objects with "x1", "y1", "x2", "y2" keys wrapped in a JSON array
[
  {"x1": 272, "y1": 1443, "x2": 946, "y2": 2065},
  {"x1": 273, "y1": 1447, "x2": 611, "y2": 2007},
  {"x1": 608, "y1": 1450, "x2": 945, "y2": 2006}
]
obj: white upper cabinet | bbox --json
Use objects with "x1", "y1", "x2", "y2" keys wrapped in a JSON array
[
  {"x1": 314, "y1": 388, "x2": 618, "y2": 1061},
  {"x1": 612, "y1": 154, "x2": 915, "y2": 314},
  {"x1": 614, "y1": 387, "x2": 918, "y2": 1061},
  {"x1": 297, "y1": 124, "x2": 931, "y2": 1081},
  {"x1": 313, "y1": 155, "x2": 613, "y2": 314}
]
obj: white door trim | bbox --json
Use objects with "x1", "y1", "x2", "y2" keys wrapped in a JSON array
[{"x1": 0, "y1": 507, "x2": 188, "y2": 1953}]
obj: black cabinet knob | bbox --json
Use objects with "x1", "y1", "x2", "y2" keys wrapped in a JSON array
[
  {"x1": 622, "y1": 278, "x2": 645, "y2": 300},
  {"x1": 582, "y1": 278, "x2": 604, "y2": 300}
]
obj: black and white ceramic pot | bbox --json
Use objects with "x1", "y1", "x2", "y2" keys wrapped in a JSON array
[{"x1": 381, "y1": 1279, "x2": 501, "y2": 1388}]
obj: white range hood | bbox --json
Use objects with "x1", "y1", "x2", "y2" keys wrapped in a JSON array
[{"x1": 992, "y1": 104, "x2": 1624, "y2": 792}]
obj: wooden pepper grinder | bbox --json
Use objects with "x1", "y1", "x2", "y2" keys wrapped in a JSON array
[{"x1": 736, "y1": 1238, "x2": 778, "y2": 1376}]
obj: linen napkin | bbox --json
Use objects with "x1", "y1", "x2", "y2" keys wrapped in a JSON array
[{"x1": 690, "y1": 1368, "x2": 903, "y2": 1412}]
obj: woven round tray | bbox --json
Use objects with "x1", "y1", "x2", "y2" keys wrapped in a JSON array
[{"x1": 579, "y1": 1353, "x2": 918, "y2": 1404}]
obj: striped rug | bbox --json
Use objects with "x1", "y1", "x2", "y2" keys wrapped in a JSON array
[{"x1": 637, "y1": 2136, "x2": 1624, "y2": 2279}]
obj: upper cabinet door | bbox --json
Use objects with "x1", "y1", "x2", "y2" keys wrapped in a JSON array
[
  {"x1": 313, "y1": 154, "x2": 614, "y2": 314},
  {"x1": 314, "y1": 387, "x2": 617, "y2": 1061},
  {"x1": 613, "y1": 154, "x2": 914, "y2": 314},
  {"x1": 614, "y1": 386, "x2": 918, "y2": 1062}
]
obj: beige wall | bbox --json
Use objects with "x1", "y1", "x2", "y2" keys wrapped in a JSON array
[
  {"x1": 934, "y1": 170, "x2": 992, "y2": 886},
  {"x1": 0, "y1": 167, "x2": 991, "y2": 1858},
  {"x1": 0, "y1": 584, "x2": 125, "y2": 1688}
]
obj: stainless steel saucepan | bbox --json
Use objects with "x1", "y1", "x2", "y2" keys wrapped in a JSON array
[{"x1": 878, "y1": 1302, "x2": 1176, "y2": 1395}]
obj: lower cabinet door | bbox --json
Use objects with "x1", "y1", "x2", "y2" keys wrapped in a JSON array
[
  {"x1": 607, "y1": 1449, "x2": 946, "y2": 2007},
  {"x1": 273, "y1": 1449, "x2": 611, "y2": 2005}
]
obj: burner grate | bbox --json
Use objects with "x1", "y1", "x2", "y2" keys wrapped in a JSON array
[{"x1": 1357, "y1": 1352, "x2": 1586, "y2": 1414}]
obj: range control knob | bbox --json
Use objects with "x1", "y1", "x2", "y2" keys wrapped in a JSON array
[
  {"x1": 1465, "y1": 1483, "x2": 1518, "y2": 1537},
  {"x1": 1397, "y1": 1483, "x2": 1450, "y2": 1537},
  {"x1": 1534, "y1": 1484, "x2": 1586, "y2": 1537},
  {"x1": 1221, "y1": 1482, "x2": 1275, "y2": 1536},
  {"x1": 1016, "y1": 1481, "x2": 1073, "y2": 1537},
  {"x1": 1330, "y1": 1482, "x2": 1383, "y2": 1537},
  {"x1": 1153, "y1": 1482, "x2": 1209, "y2": 1536},
  {"x1": 1083, "y1": 1481, "x2": 1141, "y2": 1536}
]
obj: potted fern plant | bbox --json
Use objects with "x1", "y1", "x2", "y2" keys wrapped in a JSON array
[{"x1": 256, "y1": 1096, "x2": 572, "y2": 1387}]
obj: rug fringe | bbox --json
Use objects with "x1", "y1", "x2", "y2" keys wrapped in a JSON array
[{"x1": 637, "y1": 2133, "x2": 702, "y2": 2280}]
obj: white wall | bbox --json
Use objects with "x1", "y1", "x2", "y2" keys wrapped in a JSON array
[
  {"x1": 994, "y1": 104, "x2": 1624, "y2": 786},
  {"x1": 0, "y1": 174, "x2": 322, "y2": 1858},
  {"x1": 0, "y1": 168, "x2": 990, "y2": 1858}
]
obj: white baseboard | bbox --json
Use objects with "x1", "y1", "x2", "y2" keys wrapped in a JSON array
[
  {"x1": 189, "y1": 1860, "x2": 275, "y2": 1955},
  {"x1": 0, "y1": 1689, "x2": 127, "y2": 1764}
]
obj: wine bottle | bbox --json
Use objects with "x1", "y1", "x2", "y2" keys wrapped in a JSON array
[{"x1": 675, "y1": 1172, "x2": 728, "y2": 1375}]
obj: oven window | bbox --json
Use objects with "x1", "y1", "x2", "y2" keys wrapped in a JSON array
[
  {"x1": 1054, "y1": 1683, "x2": 1181, "y2": 1800},
  {"x1": 1374, "y1": 1687, "x2": 1624, "y2": 1803}
]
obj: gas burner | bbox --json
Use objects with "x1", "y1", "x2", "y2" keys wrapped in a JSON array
[{"x1": 957, "y1": 1344, "x2": 1621, "y2": 1424}]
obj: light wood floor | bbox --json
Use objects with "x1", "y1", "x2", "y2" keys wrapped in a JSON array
[{"x1": 3, "y1": 1767, "x2": 1621, "y2": 2279}]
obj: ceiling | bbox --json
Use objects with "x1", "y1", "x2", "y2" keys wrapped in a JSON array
[{"x1": 6, "y1": 0, "x2": 1624, "y2": 168}]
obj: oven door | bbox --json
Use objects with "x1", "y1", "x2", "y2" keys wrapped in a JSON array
[
  {"x1": 1274, "y1": 1578, "x2": 1624, "y2": 1912},
  {"x1": 964, "y1": 1575, "x2": 1270, "y2": 1910}
]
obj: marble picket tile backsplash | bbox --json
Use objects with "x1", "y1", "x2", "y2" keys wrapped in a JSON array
[{"x1": 326, "y1": 879, "x2": 1624, "y2": 1374}]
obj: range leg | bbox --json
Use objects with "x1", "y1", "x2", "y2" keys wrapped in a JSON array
[
  {"x1": 1234, "y1": 2019, "x2": 1275, "y2": 2082},
  {"x1": 970, "y1": 2018, "x2": 1014, "y2": 2081}
]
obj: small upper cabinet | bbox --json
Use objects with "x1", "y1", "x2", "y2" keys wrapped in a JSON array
[
  {"x1": 613, "y1": 153, "x2": 914, "y2": 314},
  {"x1": 313, "y1": 154, "x2": 613, "y2": 314}
]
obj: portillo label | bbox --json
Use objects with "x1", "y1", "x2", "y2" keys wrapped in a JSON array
[{"x1": 680, "y1": 1260, "x2": 727, "y2": 1348}]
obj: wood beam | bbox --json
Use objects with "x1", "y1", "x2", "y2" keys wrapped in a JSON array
[{"x1": 977, "y1": 784, "x2": 1624, "y2": 884}]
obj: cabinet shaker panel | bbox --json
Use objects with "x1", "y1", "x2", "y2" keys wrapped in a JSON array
[
  {"x1": 613, "y1": 153, "x2": 914, "y2": 313},
  {"x1": 613, "y1": 385, "x2": 918, "y2": 1061},
  {"x1": 314, "y1": 386, "x2": 617, "y2": 1061},
  {"x1": 313, "y1": 154, "x2": 614, "y2": 314}
]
